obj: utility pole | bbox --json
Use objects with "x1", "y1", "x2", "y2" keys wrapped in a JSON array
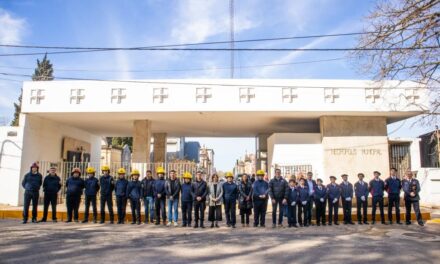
[{"x1": 229, "y1": 0, "x2": 234, "y2": 78}]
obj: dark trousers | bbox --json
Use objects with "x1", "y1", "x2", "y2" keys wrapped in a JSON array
[
  {"x1": 155, "y1": 197, "x2": 166, "y2": 224},
  {"x1": 253, "y1": 199, "x2": 268, "y2": 226},
  {"x1": 328, "y1": 199, "x2": 339, "y2": 224},
  {"x1": 194, "y1": 200, "x2": 206, "y2": 224},
  {"x1": 66, "y1": 194, "x2": 81, "y2": 221},
  {"x1": 388, "y1": 194, "x2": 400, "y2": 222},
  {"x1": 84, "y1": 195, "x2": 97, "y2": 221},
  {"x1": 224, "y1": 199, "x2": 236, "y2": 226},
  {"x1": 315, "y1": 199, "x2": 326, "y2": 224},
  {"x1": 272, "y1": 199, "x2": 284, "y2": 225},
  {"x1": 372, "y1": 196, "x2": 385, "y2": 222},
  {"x1": 298, "y1": 202, "x2": 309, "y2": 225},
  {"x1": 287, "y1": 204, "x2": 297, "y2": 226},
  {"x1": 405, "y1": 199, "x2": 423, "y2": 224},
  {"x1": 130, "y1": 198, "x2": 141, "y2": 223},
  {"x1": 356, "y1": 198, "x2": 368, "y2": 223},
  {"x1": 42, "y1": 192, "x2": 57, "y2": 221},
  {"x1": 306, "y1": 197, "x2": 313, "y2": 225},
  {"x1": 240, "y1": 208, "x2": 251, "y2": 224},
  {"x1": 116, "y1": 196, "x2": 127, "y2": 223},
  {"x1": 23, "y1": 191, "x2": 39, "y2": 221},
  {"x1": 100, "y1": 194, "x2": 114, "y2": 222},
  {"x1": 342, "y1": 199, "x2": 352, "y2": 223},
  {"x1": 181, "y1": 201, "x2": 193, "y2": 225}
]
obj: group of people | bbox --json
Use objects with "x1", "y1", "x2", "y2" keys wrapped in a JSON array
[{"x1": 21, "y1": 163, "x2": 425, "y2": 228}]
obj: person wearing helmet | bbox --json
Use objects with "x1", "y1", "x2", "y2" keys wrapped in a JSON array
[
  {"x1": 223, "y1": 172, "x2": 238, "y2": 228},
  {"x1": 115, "y1": 168, "x2": 129, "y2": 224},
  {"x1": 127, "y1": 169, "x2": 142, "y2": 225},
  {"x1": 141, "y1": 170, "x2": 155, "y2": 224},
  {"x1": 153, "y1": 167, "x2": 167, "y2": 225},
  {"x1": 252, "y1": 170, "x2": 269, "y2": 227},
  {"x1": 65, "y1": 168, "x2": 85, "y2": 223},
  {"x1": 238, "y1": 173, "x2": 253, "y2": 227},
  {"x1": 181, "y1": 172, "x2": 193, "y2": 227},
  {"x1": 40, "y1": 167, "x2": 61, "y2": 223},
  {"x1": 83, "y1": 167, "x2": 100, "y2": 223},
  {"x1": 327, "y1": 175, "x2": 341, "y2": 225},
  {"x1": 99, "y1": 165, "x2": 115, "y2": 224},
  {"x1": 22, "y1": 162, "x2": 43, "y2": 224},
  {"x1": 165, "y1": 170, "x2": 181, "y2": 227},
  {"x1": 191, "y1": 171, "x2": 208, "y2": 228}
]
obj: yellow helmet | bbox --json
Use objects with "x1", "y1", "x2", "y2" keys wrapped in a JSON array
[
  {"x1": 117, "y1": 168, "x2": 126, "y2": 174},
  {"x1": 182, "y1": 172, "x2": 192, "y2": 179},
  {"x1": 131, "y1": 169, "x2": 140, "y2": 176},
  {"x1": 156, "y1": 167, "x2": 165, "y2": 174},
  {"x1": 101, "y1": 165, "x2": 110, "y2": 171},
  {"x1": 225, "y1": 172, "x2": 234, "y2": 178},
  {"x1": 256, "y1": 170, "x2": 265, "y2": 176},
  {"x1": 86, "y1": 167, "x2": 96, "y2": 174}
]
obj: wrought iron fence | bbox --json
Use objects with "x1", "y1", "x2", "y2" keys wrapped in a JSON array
[{"x1": 273, "y1": 164, "x2": 313, "y2": 180}]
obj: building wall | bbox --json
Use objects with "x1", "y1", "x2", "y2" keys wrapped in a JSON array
[{"x1": 418, "y1": 168, "x2": 440, "y2": 206}]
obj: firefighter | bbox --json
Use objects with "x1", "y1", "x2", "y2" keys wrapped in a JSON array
[
  {"x1": 40, "y1": 167, "x2": 61, "y2": 223},
  {"x1": 223, "y1": 172, "x2": 238, "y2": 228},
  {"x1": 153, "y1": 167, "x2": 167, "y2": 225},
  {"x1": 83, "y1": 167, "x2": 100, "y2": 223},
  {"x1": 65, "y1": 168, "x2": 85, "y2": 223},
  {"x1": 127, "y1": 169, "x2": 142, "y2": 225},
  {"x1": 115, "y1": 168, "x2": 129, "y2": 224},
  {"x1": 22, "y1": 162, "x2": 43, "y2": 224},
  {"x1": 252, "y1": 170, "x2": 269, "y2": 227},
  {"x1": 99, "y1": 165, "x2": 115, "y2": 224}
]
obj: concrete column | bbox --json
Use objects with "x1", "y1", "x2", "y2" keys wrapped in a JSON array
[
  {"x1": 256, "y1": 133, "x2": 270, "y2": 172},
  {"x1": 153, "y1": 133, "x2": 167, "y2": 163},
  {"x1": 132, "y1": 120, "x2": 151, "y2": 163}
]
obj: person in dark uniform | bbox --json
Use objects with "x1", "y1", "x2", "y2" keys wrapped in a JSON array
[
  {"x1": 40, "y1": 167, "x2": 61, "y2": 223},
  {"x1": 354, "y1": 173, "x2": 369, "y2": 225},
  {"x1": 82, "y1": 167, "x2": 100, "y2": 223},
  {"x1": 314, "y1": 178, "x2": 327, "y2": 226},
  {"x1": 153, "y1": 167, "x2": 167, "y2": 225},
  {"x1": 181, "y1": 172, "x2": 193, "y2": 227},
  {"x1": 99, "y1": 165, "x2": 115, "y2": 224},
  {"x1": 223, "y1": 172, "x2": 238, "y2": 228},
  {"x1": 268, "y1": 168, "x2": 288, "y2": 228},
  {"x1": 327, "y1": 176, "x2": 341, "y2": 225},
  {"x1": 286, "y1": 179, "x2": 299, "y2": 228},
  {"x1": 402, "y1": 170, "x2": 424, "y2": 226},
  {"x1": 252, "y1": 170, "x2": 269, "y2": 227},
  {"x1": 305, "y1": 172, "x2": 317, "y2": 226},
  {"x1": 297, "y1": 178, "x2": 309, "y2": 227},
  {"x1": 127, "y1": 169, "x2": 142, "y2": 225},
  {"x1": 385, "y1": 167, "x2": 402, "y2": 224},
  {"x1": 22, "y1": 162, "x2": 43, "y2": 224},
  {"x1": 191, "y1": 171, "x2": 208, "y2": 228},
  {"x1": 250, "y1": 174, "x2": 256, "y2": 184},
  {"x1": 340, "y1": 174, "x2": 354, "y2": 225},
  {"x1": 65, "y1": 168, "x2": 85, "y2": 223},
  {"x1": 208, "y1": 173, "x2": 223, "y2": 228},
  {"x1": 115, "y1": 168, "x2": 128, "y2": 224},
  {"x1": 238, "y1": 173, "x2": 253, "y2": 227},
  {"x1": 141, "y1": 170, "x2": 155, "y2": 224},
  {"x1": 369, "y1": 171, "x2": 387, "y2": 225}
]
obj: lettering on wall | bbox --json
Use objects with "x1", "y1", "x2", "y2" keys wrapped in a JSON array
[{"x1": 329, "y1": 148, "x2": 382, "y2": 156}]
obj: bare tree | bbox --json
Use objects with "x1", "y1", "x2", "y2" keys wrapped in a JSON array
[{"x1": 354, "y1": 0, "x2": 440, "y2": 119}]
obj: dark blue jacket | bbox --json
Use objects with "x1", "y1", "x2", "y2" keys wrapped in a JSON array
[
  {"x1": 84, "y1": 177, "x2": 100, "y2": 196},
  {"x1": 223, "y1": 182, "x2": 238, "y2": 201},
  {"x1": 369, "y1": 179, "x2": 385, "y2": 197},
  {"x1": 297, "y1": 186, "x2": 309, "y2": 202},
  {"x1": 402, "y1": 178, "x2": 421, "y2": 201},
  {"x1": 340, "y1": 181, "x2": 354, "y2": 199},
  {"x1": 65, "y1": 177, "x2": 85, "y2": 196},
  {"x1": 354, "y1": 181, "x2": 369, "y2": 198},
  {"x1": 43, "y1": 174, "x2": 61, "y2": 194},
  {"x1": 191, "y1": 180, "x2": 208, "y2": 201},
  {"x1": 252, "y1": 180, "x2": 269, "y2": 200},
  {"x1": 153, "y1": 178, "x2": 166, "y2": 198},
  {"x1": 327, "y1": 183, "x2": 341, "y2": 200},
  {"x1": 385, "y1": 177, "x2": 402, "y2": 195},
  {"x1": 305, "y1": 179, "x2": 317, "y2": 196},
  {"x1": 22, "y1": 172, "x2": 43, "y2": 192},
  {"x1": 287, "y1": 187, "x2": 299, "y2": 204},
  {"x1": 127, "y1": 180, "x2": 142, "y2": 200},
  {"x1": 99, "y1": 175, "x2": 114, "y2": 196},
  {"x1": 268, "y1": 177, "x2": 288, "y2": 200},
  {"x1": 115, "y1": 178, "x2": 129, "y2": 197},
  {"x1": 313, "y1": 185, "x2": 327, "y2": 201},
  {"x1": 141, "y1": 178, "x2": 155, "y2": 197},
  {"x1": 181, "y1": 182, "x2": 193, "y2": 202}
]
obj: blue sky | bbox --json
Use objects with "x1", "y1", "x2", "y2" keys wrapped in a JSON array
[{"x1": 0, "y1": 0, "x2": 434, "y2": 171}]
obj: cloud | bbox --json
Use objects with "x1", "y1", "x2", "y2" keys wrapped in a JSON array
[{"x1": 0, "y1": 8, "x2": 26, "y2": 44}]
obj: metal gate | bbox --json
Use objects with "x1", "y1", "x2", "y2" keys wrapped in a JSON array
[
  {"x1": 389, "y1": 143, "x2": 411, "y2": 177},
  {"x1": 274, "y1": 165, "x2": 313, "y2": 180}
]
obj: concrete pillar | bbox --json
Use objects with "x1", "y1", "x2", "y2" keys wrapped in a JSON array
[
  {"x1": 256, "y1": 133, "x2": 270, "y2": 172},
  {"x1": 153, "y1": 133, "x2": 167, "y2": 163},
  {"x1": 132, "y1": 120, "x2": 151, "y2": 163}
]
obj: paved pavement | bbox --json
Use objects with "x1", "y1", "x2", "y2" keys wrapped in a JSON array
[{"x1": 0, "y1": 219, "x2": 439, "y2": 264}]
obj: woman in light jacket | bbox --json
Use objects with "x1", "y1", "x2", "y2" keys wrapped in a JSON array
[{"x1": 208, "y1": 174, "x2": 223, "y2": 228}]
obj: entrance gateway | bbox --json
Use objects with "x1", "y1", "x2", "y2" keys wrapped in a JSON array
[{"x1": 0, "y1": 79, "x2": 428, "y2": 206}]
